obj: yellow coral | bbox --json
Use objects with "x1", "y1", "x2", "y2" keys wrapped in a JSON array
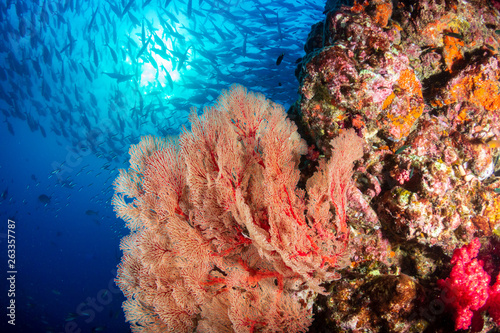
[{"x1": 483, "y1": 194, "x2": 500, "y2": 229}]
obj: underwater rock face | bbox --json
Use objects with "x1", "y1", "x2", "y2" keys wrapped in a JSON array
[
  {"x1": 324, "y1": 273, "x2": 423, "y2": 332},
  {"x1": 294, "y1": 0, "x2": 500, "y2": 332},
  {"x1": 297, "y1": 2, "x2": 425, "y2": 151}
]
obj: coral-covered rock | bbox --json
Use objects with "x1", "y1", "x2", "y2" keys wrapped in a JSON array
[
  {"x1": 295, "y1": 0, "x2": 500, "y2": 331},
  {"x1": 297, "y1": 4, "x2": 425, "y2": 152},
  {"x1": 431, "y1": 54, "x2": 500, "y2": 117},
  {"x1": 323, "y1": 273, "x2": 425, "y2": 332}
]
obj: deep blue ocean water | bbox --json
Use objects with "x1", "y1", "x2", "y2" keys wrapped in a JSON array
[{"x1": 0, "y1": 0, "x2": 347, "y2": 331}]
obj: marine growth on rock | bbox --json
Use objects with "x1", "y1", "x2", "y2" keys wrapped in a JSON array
[{"x1": 292, "y1": 0, "x2": 500, "y2": 331}]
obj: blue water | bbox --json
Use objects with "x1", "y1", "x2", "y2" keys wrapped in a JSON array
[{"x1": 0, "y1": 0, "x2": 340, "y2": 331}]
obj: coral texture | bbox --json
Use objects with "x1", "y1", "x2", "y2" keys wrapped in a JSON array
[
  {"x1": 112, "y1": 85, "x2": 364, "y2": 332},
  {"x1": 292, "y1": 0, "x2": 500, "y2": 331},
  {"x1": 437, "y1": 238, "x2": 490, "y2": 330},
  {"x1": 438, "y1": 238, "x2": 500, "y2": 330},
  {"x1": 489, "y1": 278, "x2": 500, "y2": 325}
]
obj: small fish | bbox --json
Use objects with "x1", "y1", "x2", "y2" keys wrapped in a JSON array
[
  {"x1": 88, "y1": 5, "x2": 99, "y2": 32},
  {"x1": 487, "y1": 140, "x2": 500, "y2": 149},
  {"x1": 6, "y1": 120, "x2": 14, "y2": 135},
  {"x1": 102, "y1": 72, "x2": 135, "y2": 83},
  {"x1": 443, "y1": 31, "x2": 464, "y2": 40},
  {"x1": 142, "y1": 0, "x2": 153, "y2": 8},
  {"x1": 80, "y1": 63, "x2": 93, "y2": 81},
  {"x1": 141, "y1": 19, "x2": 145, "y2": 44},
  {"x1": 395, "y1": 145, "x2": 411, "y2": 155},
  {"x1": 187, "y1": 0, "x2": 192, "y2": 18},
  {"x1": 0, "y1": 188, "x2": 7, "y2": 200},
  {"x1": 38, "y1": 194, "x2": 51, "y2": 205},
  {"x1": 242, "y1": 33, "x2": 247, "y2": 56},
  {"x1": 65, "y1": 312, "x2": 79, "y2": 321},
  {"x1": 105, "y1": 44, "x2": 118, "y2": 63},
  {"x1": 485, "y1": 44, "x2": 496, "y2": 52},
  {"x1": 152, "y1": 32, "x2": 167, "y2": 50},
  {"x1": 136, "y1": 33, "x2": 153, "y2": 59},
  {"x1": 121, "y1": 0, "x2": 135, "y2": 18},
  {"x1": 40, "y1": 125, "x2": 47, "y2": 137},
  {"x1": 177, "y1": 45, "x2": 192, "y2": 71},
  {"x1": 151, "y1": 47, "x2": 170, "y2": 60},
  {"x1": 92, "y1": 43, "x2": 99, "y2": 67},
  {"x1": 276, "y1": 53, "x2": 284, "y2": 65}
]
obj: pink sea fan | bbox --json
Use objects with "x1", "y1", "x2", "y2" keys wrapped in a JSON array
[{"x1": 112, "y1": 85, "x2": 365, "y2": 332}]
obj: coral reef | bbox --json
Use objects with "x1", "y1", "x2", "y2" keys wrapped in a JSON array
[
  {"x1": 292, "y1": 0, "x2": 500, "y2": 331},
  {"x1": 112, "y1": 85, "x2": 368, "y2": 332},
  {"x1": 112, "y1": 1, "x2": 500, "y2": 332}
]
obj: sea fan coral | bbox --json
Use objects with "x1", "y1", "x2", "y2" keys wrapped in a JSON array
[{"x1": 112, "y1": 85, "x2": 365, "y2": 332}]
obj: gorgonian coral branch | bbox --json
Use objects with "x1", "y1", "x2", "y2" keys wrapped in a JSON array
[{"x1": 112, "y1": 85, "x2": 364, "y2": 332}]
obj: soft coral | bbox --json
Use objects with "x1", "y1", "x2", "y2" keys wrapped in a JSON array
[
  {"x1": 488, "y1": 277, "x2": 500, "y2": 325},
  {"x1": 437, "y1": 238, "x2": 490, "y2": 330}
]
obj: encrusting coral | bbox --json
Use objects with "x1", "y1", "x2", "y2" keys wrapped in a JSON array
[
  {"x1": 290, "y1": 0, "x2": 500, "y2": 331},
  {"x1": 112, "y1": 85, "x2": 365, "y2": 332}
]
